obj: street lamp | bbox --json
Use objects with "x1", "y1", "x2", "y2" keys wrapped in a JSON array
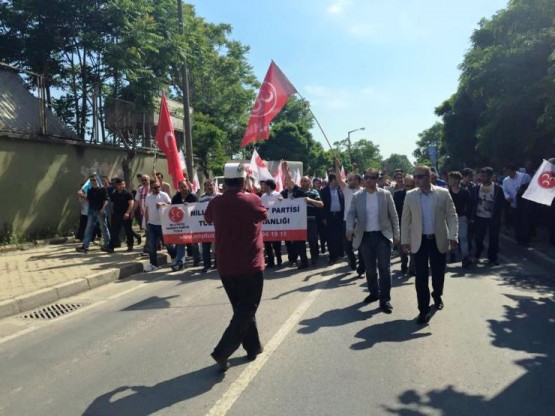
[{"x1": 347, "y1": 127, "x2": 365, "y2": 167}]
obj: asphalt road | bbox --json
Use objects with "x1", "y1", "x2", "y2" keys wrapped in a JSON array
[{"x1": 0, "y1": 241, "x2": 554, "y2": 416}]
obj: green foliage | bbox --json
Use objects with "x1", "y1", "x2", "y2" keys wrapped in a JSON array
[
  {"x1": 0, "y1": 0, "x2": 257, "y2": 177},
  {"x1": 382, "y1": 154, "x2": 413, "y2": 175},
  {"x1": 333, "y1": 137, "x2": 382, "y2": 173},
  {"x1": 413, "y1": 122, "x2": 444, "y2": 166},
  {"x1": 431, "y1": 0, "x2": 555, "y2": 170}
]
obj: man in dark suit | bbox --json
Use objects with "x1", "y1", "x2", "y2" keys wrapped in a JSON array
[{"x1": 320, "y1": 173, "x2": 345, "y2": 264}]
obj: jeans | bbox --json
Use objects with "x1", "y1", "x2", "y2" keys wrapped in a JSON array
[
  {"x1": 82, "y1": 210, "x2": 110, "y2": 249},
  {"x1": 147, "y1": 223, "x2": 163, "y2": 266},
  {"x1": 213, "y1": 271, "x2": 264, "y2": 360},
  {"x1": 175, "y1": 243, "x2": 200, "y2": 266},
  {"x1": 451, "y1": 215, "x2": 469, "y2": 258},
  {"x1": 414, "y1": 237, "x2": 446, "y2": 314},
  {"x1": 359, "y1": 232, "x2": 392, "y2": 302}
]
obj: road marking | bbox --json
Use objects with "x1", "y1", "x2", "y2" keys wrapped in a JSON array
[{"x1": 206, "y1": 269, "x2": 336, "y2": 416}]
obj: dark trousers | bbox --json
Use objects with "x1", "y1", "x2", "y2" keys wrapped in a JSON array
[
  {"x1": 326, "y1": 213, "x2": 345, "y2": 261},
  {"x1": 264, "y1": 241, "x2": 282, "y2": 266},
  {"x1": 109, "y1": 216, "x2": 134, "y2": 249},
  {"x1": 76, "y1": 214, "x2": 88, "y2": 241},
  {"x1": 511, "y1": 206, "x2": 530, "y2": 244},
  {"x1": 414, "y1": 237, "x2": 446, "y2": 314},
  {"x1": 359, "y1": 232, "x2": 392, "y2": 302},
  {"x1": 473, "y1": 216, "x2": 500, "y2": 261},
  {"x1": 213, "y1": 271, "x2": 264, "y2": 360},
  {"x1": 296, "y1": 217, "x2": 320, "y2": 264},
  {"x1": 146, "y1": 223, "x2": 163, "y2": 266},
  {"x1": 344, "y1": 221, "x2": 365, "y2": 274},
  {"x1": 202, "y1": 242, "x2": 213, "y2": 268}
]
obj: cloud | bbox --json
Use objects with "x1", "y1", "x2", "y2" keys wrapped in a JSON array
[{"x1": 326, "y1": 0, "x2": 351, "y2": 15}]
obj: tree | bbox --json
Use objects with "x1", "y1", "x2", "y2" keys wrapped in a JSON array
[
  {"x1": 433, "y1": 0, "x2": 555, "y2": 170},
  {"x1": 413, "y1": 122, "x2": 443, "y2": 167},
  {"x1": 382, "y1": 154, "x2": 413, "y2": 176}
]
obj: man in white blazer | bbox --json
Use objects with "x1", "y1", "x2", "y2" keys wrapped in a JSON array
[
  {"x1": 346, "y1": 169, "x2": 400, "y2": 313},
  {"x1": 401, "y1": 166, "x2": 458, "y2": 324}
]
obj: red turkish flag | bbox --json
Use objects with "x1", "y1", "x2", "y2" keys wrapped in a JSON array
[
  {"x1": 240, "y1": 61, "x2": 297, "y2": 147},
  {"x1": 155, "y1": 93, "x2": 184, "y2": 190}
]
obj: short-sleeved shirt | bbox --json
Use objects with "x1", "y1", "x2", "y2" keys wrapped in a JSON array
[
  {"x1": 204, "y1": 190, "x2": 267, "y2": 276},
  {"x1": 135, "y1": 185, "x2": 150, "y2": 214},
  {"x1": 111, "y1": 190, "x2": 134, "y2": 217},
  {"x1": 145, "y1": 192, "x2": 171, "y2": 225},
  {"x1": 86, "y1": 186, "x2": 109, "y2": 212}
]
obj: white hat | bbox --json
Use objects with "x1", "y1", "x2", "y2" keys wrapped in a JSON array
[{"x1": 224, "y1": 162, "x2": 247, "y2": 179}]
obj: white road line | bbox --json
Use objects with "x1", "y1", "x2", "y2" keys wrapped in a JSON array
[{"x1": 206, "y1": 269, "x2": 336, "y2": 416}]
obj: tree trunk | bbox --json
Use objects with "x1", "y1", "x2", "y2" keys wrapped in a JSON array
[{"x1": 122, "y1": 148, "x2": 136, "y2": 191}]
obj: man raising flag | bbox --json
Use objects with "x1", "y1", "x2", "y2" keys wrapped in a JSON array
[
  {"x1": 241, "y1": 61, "x2": 297, "y2": 148},
  {"x1": 155, "y1": 93, "x2": 184, "y2": 189}
]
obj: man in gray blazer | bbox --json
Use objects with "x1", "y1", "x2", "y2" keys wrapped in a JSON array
[
  {"x1": 346, "y1": 169, "x2": 400, "y2": 313},
  {"x1": 401, "y1": 166, "x2": 458, "y2": 324}
]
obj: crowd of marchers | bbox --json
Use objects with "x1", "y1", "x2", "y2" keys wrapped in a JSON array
[{"x1": 73, "y1": 158, "x2": 555, "y2": 325}]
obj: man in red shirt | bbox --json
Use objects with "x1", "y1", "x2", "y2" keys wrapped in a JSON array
[{"x1": 204, "y1": 162, "x2": 268, "y2": 371}]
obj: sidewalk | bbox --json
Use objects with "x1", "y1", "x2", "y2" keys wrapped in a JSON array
[
  {"x1": 0, "y1": 243, "x2": 170, "y2": 319},
  {"x1": 500, "y1": 225, "x2": 555, "y2": 271}
]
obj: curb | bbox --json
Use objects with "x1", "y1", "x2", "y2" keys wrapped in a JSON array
[
  {"x1": 499, "y1": 233, "x2": 555, "y2": 271},
  {"x1": 0, "y1": 253, "x2": 170, "y2": 320}
]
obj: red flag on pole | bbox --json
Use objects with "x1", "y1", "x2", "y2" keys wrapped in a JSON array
[
  {"x1": 240, "y1": 61, "x2": 297, "y2": 148},
  {"x1": 155, "y1": 93, "x2": 184, "y2": 190}
]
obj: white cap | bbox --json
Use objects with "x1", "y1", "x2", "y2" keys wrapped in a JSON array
[{"x1": 224, "y1": 162, "x2": 247, "y2": 179}]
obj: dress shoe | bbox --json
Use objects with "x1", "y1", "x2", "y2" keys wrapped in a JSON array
[
  {"x1": 433, "y1": 296, "x2": 444, "y2": 310},
  {"x1": 380, "y1": 301, "x2": 393, "y2": 314},
  {"x1": 136, "y1": 235, "x2": 142, "y2": 246},
  {"x1": 416, "y1": 311, "x2": 432, "y2": 324},
  {"x1": 75, "y1": 246, "x2": 88, "y2": 253},
  {"x1": 364, "y1": 294, "x2": 379, "y2": 304},
  {"x1": 247, "y1": 347, "x2": 264, "y2": 361},
  {"x1": 210, "y1": 352, "x2": 230, "y2": 372}
]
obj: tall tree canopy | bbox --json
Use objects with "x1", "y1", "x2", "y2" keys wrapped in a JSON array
[{"x1": 417, "y1": 0, "x2": 555, "y2": 170}]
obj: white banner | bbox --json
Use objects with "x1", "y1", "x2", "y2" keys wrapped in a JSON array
[
  {"x1": 160, "y1": 198, "x2": 307, "y2": 244},
  {"x1": 523, "y1": 159, "x2": 555, "y2": 206}
]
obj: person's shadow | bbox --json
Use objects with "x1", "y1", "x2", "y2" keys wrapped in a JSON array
[
  {"x1": 82, "y1": 365, "x2": 227, "y2": 416},
  {"x1": 351, "y1": 319, "x2": 432, "y2": 350},
  {"x1": 298, "y1": 302, "x2": 380, "y2": 334}
]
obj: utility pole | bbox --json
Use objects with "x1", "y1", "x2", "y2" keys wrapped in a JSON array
[
  {"x1": 347, "y1": 127, "x2": 365, "y2": 167},
  {"x1": 177, "y1": 0, "x2": 194, "y2": 179}
]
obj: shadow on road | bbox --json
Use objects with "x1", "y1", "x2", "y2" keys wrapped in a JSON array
[
  {"x1": 298, "y1": 302, "x2": 381, "y2": 334},
  {"x1": 351, "y1": 319, "x2": 432, "y2": 350},
  {"x1": 384, "y1": 294, "x2": 555, "y2": 415},
  {"x1": 82, "y1": 364, "x2": 230, "y2": 416},
  {"x1": 272, "y1": 272, "x2": 355, "y2": 300}
]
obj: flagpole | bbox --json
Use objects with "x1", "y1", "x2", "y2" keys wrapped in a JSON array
[{"x1": 296, "y1": 92, "x2": 335, "y2": 153}]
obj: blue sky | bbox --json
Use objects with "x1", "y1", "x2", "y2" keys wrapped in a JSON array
[{"x1": 188, "y1": 0, "x2": 509, "y2": 161}]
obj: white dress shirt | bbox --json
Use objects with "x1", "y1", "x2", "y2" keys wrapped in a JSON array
[
  {"x1": 502, "y1": 172, "x2": 531, "y2": 208},
  {"x1": 261, "y1": 190, "x2": 281, "y2": 205},
  {"x1": 419, "y1": 188, "x2": 435, "y2": 235},
  {"x1": 343, "y1": 186, "x2": 362, "y2": 221},
  {"x1": 365, "y1": 191, "x2": 380, "y2": 232}
]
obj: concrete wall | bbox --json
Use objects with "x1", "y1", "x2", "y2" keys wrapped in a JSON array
[{"x1": 0, "y1": 134, "x2": 168, "y2": 238}]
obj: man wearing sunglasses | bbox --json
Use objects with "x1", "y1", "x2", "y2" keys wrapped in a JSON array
[
  {"x1": 144, "y1": 180, "x2": 171, "y2": 271},
  {"x1": 401, "y1": 166, "x2": 458, "y2": 324},
  {"x1": 346, "y1": 169, "x2": 400, "y2": 313}
]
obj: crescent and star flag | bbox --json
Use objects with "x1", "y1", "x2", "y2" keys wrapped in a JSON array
[
  {"x1": 240, "y1": 61, "x2": 297, "y2": 148},
  {"x1": 523, "y1": 159, "x2": 555, "y2": 206},
  {"x1": 249, "y1": 149, "x2": 274, "y2": 186},
  {"x1": 155, "y1": 93, "x2": 184, "y2": 190}
]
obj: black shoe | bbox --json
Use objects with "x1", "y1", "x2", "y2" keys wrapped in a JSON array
[
  {"x1": 276, "y1": 258, "x2": 282, "y2": 266},
  {"x1": 462, "y1": 257, "x2": 472, "y2": 268},
  {"x1": 364, "y1": 294, "x2": 379, "y2": 304},
  {"x1": 348, "y1": 258, "x2": 356, "y2": 271},
  {"x1": 75, "y1": 246, "x2": 88, "y2": 253},
  {"x1": 434, "y1": 298, "x2": 444, "y2": 310},
  {"x1": 201, "y1": 267, "x2": 209, "y2": 273},
  {"x1": 136, "y1": 235, "x2": 142, "y2": 246},
  {"x1": 171, "y1": 263, "x2": 184, "y2": 272},
  {"x1": 416, "y1": 311, "x2": 432, "y2": 324},
  {"x1": 267, "y1": 262, "x2": 275, "y2": 268},
  {"x1": 193, "y1": 261, "x2": 200, "y2": 267},
  {"x1": 101, "y1": 246, "x2": 114, "y2": 253},
  {"x1": 210, "y1": 352, "x2": 230, "y2": 372},
  {"x1": 448, "y1": 253, "x2": 456, "y2": 264},
  {"x1": 380, "y1": 301, "x2": 393, "y2": 314},
  {"x1": 356, "y1": 267, "x2": 365, "y2": 278},
  {"x1": 127, "y1": 247, "x2": 134, "y2": 252},
  {"x1": 297, "y1": 262, "x2": 309, "y2": 270},
  {"x1": 488, "y1": 258, "x2": 500, "y2": 266},
  {"x1": 247, "y1": 347, "x2": 264, "y2": 361}
]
